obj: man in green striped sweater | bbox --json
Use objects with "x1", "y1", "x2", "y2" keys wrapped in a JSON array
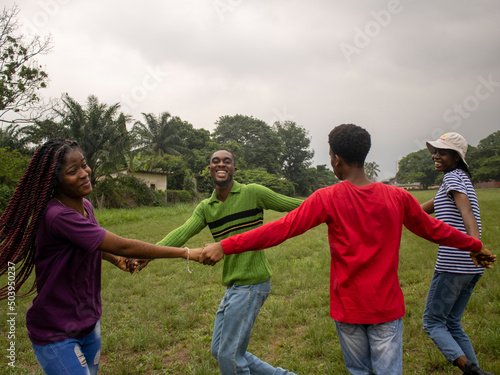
[{"x1": 157, "y1": 149, "x2": 302, "y2": 374}]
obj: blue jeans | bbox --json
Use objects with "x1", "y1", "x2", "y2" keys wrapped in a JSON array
[
  {"x1": 211, "y1": 279, "x2": 294, "y2": 375},
  {"x1": 32, "y1": 320, "x2": 101, "y2": 375},
  {"x1": 423, "y1": 272, "x2": 481, "y2": 364},
  {"x1": 335, "y1": 318, "x2": 403, "y2": 375}
]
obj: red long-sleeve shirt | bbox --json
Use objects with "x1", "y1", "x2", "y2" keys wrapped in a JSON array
[{"x1": 221, "y1": 181, "x2": 482, "y2": 324}]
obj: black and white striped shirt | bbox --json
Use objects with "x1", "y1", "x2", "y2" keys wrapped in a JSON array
[{"x1": 434, "y1": 169, "x2": 483, "y2": 274}]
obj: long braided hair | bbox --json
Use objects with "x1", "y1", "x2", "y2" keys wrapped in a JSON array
[{"x1": 0, "y1": 139, "x2": 81, "y2": 300}]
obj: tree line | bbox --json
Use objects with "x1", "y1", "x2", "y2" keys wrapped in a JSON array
[{"x1": 0, "y1": 93, "x2": 342, "y2": 211}]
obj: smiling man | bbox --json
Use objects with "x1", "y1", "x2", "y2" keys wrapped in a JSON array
[{"x1": 156, "y1": 149, "x2": 302, "y2": 375}]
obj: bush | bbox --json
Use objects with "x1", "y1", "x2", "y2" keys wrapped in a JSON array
[
  {"x1": 236, "y1": 169, "x2": 296, "y2": 196},
  {"x1": 89, "y1": 175, "x2": 163, "y2": 209},
  {"x1": 0, "y1": 148, "x2": 30, "y2": 188},
  {"x1": 155, "y1": 189, "x2": 196, "y2": 205},
  {"x1": 195, "y1": 168, "x2": 214, "y2": 194},
  {"x1": 0, "y1": 185, "x2": 15, "y2": 214}
]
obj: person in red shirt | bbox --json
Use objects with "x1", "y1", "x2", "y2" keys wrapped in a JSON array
[{"x1": 199, "y1": 124, "x2": 495, "y2": 374}]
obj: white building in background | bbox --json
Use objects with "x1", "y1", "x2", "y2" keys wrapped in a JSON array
[{"x1": 109, "y1": 169, "x2": 173, "y2": 191}]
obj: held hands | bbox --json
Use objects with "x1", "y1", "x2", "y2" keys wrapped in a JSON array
[
  {"x1": 113, "y1": 257, "x2": 130, "y2": 272},
  {"x1": 126, "y1": 259, "x2": 150, "y2": 274},
  {"x1": 199, "y1": 242, "x2": 224, "y2": 266},
  {"x1": 470, "y1": 247, "x2": 497, "y2": 269},
  {"x1": 111, "y1": 257, "x2": 149, "y2": 274}
]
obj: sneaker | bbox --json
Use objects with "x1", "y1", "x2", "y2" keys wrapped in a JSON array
[{"x1": 463, "y1": 361, "x2": 495, "y2": 375}]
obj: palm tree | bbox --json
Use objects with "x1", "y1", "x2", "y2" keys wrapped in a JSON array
[
  {"x1": 0, "y1": 123, "x2": 30, "y2": 152},
  {"x1": 57, "y1": 94, "x2": 128, "y2": 184},
  {"x1": 365, "y1": 161, "x2": 381, "y2": 181},
  {"x1": 132, "y1": 112, "x2": 188, "y2": 157}
]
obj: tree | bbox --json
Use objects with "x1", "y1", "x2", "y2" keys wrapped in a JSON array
[
  {"x1": 469, "y1": 131, "x2": 500, "y2": 183},
  {"x1": 100, "y1": 112, "x2": 135, "y2": 174},
  {"x1": 0, "y1": 5, "x2": 51, "y2": 124},
  {"x1": 132, "y1": 112, "x2": 188, "y2": 157},
  {"x1": 20, "y1": 102, "x2": 70, "y2": 145},
  {"x1": 300, "y1": 164, "x2": 339, "y2": 195},
  {"x1": 0, "y1": 147, "x2": 29, "y2": 187},
  {"x1": 274, "y1": 121, "x2": 314, "y2": 194},
  {"x1": 0, "y1": 123, "x2": 30, "y2": 152},
  {"x1": 51, "y1": 94, "x2": 130, "y2": 184},
  {"x1": 364, "y1": 161, "x2": 380, "y2": 182},
  {"x1": 396, "y1": 149, "x2": 440, "y2": 189},
  {"x1": 175, "y1": 120, "x2": 217, "y2": 174},
  {"x1": 176, "y1": 121, "x2": 211, "y2": 151},
  {"x1": 235, "y1": 169, "x2": 295, "y2": 196},
  {"x1": 213, "y1": 114, "x2": 282, "y2": 175}
]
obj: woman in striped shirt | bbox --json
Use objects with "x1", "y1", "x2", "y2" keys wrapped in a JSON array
[{"x1": 421, "y1": 132, "x2": 494, "y2": 375}]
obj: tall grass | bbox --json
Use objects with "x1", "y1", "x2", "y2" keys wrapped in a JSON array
[{"x1": 1, "y1": 191, "x2": 499, "y2": 374}]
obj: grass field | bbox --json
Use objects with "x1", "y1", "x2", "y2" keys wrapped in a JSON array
[{"x1": 1, "y1": 189, "x2": 499, "y2": 374}]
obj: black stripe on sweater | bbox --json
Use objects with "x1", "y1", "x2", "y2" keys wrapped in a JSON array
[
  {"x1": 212, "y1": 218, "x2": 264, "y2": 239},
  {"x1": 208, "y1": 208, "x2": 263, "y2": 230}
]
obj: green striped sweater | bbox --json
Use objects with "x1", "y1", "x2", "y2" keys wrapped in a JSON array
[{"x1": 157, "y1": 181, "x2": 303, "y2": 285}]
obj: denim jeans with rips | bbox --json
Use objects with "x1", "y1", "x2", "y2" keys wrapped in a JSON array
[
  {"x1": 211, "y1": 279, "x2": 295, "y2": 375},
  {"x1": 32, "y1": 320, "x2": 101, "y2": 375},
  {"x1": 335, "y1": 318, "x2": 403, "y2": 375},
  {"x1": 423, "y1": 271, "x2": 481, "y2": 364}
]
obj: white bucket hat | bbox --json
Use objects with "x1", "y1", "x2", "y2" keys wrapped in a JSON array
[{"x1": 426, "y1": 132, "x2": 468, "y2": 167}]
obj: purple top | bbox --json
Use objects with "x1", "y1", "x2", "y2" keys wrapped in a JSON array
[{"x1": 26, "y1": 199, "x2": 107, "y2": 345}]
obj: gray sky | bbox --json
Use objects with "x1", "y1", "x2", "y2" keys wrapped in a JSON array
[{"x1": 7, "y1": 0, "x2": 500, "y2": 179}]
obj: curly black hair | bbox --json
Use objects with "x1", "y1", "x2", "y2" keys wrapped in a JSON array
[{"x1": 328, "y1": 124, "x2": 371, "y2": 167}]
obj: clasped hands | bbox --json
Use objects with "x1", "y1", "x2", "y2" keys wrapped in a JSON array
[{"x1": 470, "y1": 246, "x2": 497, "y2": 269}]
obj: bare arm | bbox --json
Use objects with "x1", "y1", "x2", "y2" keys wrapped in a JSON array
[
  {"x1": 451, "y1": 191, "x2": 480, "y2": 239},
  {"x1": 102, "y1": 251, "x2": 129, "y2": 271},
  {"x1": 451, "y1": 190, "x2": 496, "y2": 267},
  {"x1": 98, "y1": 231, "x2": 202, "y2": 261},
  {"x1": 420, "y1": 199, "x2": 434, "y2": 214}
]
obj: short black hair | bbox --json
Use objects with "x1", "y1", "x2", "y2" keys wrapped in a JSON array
[
  {"x1": 210, "y1": 149, "x2": 236, "y2": 166},
  {"x1": 328, "y1": 124, "x2": 371, "y2": 167}
]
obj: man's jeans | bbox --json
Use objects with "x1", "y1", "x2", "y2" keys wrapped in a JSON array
[
  {"x1": 423, "y1": 271, "x2": 481, "y2": 364},
  {"x1": 32, "y1": 320, "x2": 101, "y2": 375},
  {"x1": 335, "y1": 318, "x2": 403, "y2": 375},
  {"x1": 211, "y1": 279, "x2": 295, "y2": 374}
]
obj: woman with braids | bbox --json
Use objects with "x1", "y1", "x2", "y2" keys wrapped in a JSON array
[
  {"x1": 421, "y1": 133, "x2": 495, "y2": 375},
  {"x1": 0, "y1": 139, "x2": 202, "y2": 375}
]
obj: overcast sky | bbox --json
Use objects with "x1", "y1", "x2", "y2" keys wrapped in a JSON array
[{"x1": 6, "y1": 0, "x2": 500, "y2": 179}]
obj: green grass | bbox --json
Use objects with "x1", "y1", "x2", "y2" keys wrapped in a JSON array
[{"x1": 1, "y1": 190, "x2": 499, "y2": 374}]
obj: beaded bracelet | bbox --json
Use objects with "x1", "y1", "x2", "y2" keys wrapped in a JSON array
[{"x1": 185, "y1": 247, "x2": 193, "y2": 274}]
